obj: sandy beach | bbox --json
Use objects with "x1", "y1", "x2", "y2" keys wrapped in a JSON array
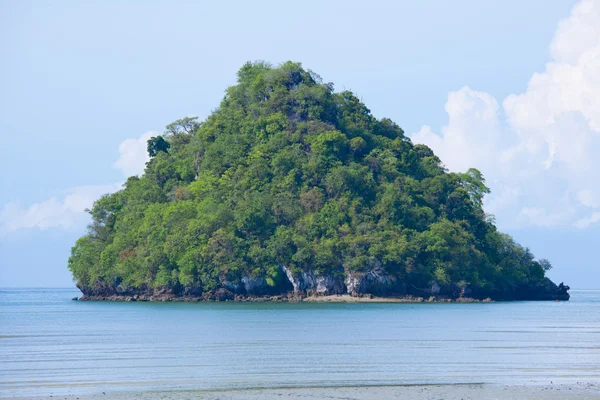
[{"x1": 16, "y1": 383, "x2": 600, "y2": 400}]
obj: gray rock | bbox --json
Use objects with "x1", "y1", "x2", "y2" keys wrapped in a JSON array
[
  {"x1": 221, "y1": 280, "x2": 243, "y2": 293},
  {"x1": 281, "y1": 265, "x2": 345, "y2": 295},
  {"x1": 430, "y1": 281, "x2": 441, "y2": 295},
  {"x1": 345, "y1": 266, "x2": 405, "y2": 296},
  {"x1": 241, "y1": 276, "x2": 269, "y2": 295}
]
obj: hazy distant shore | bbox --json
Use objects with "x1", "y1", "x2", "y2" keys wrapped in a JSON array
[{"x1": 17, "y1": 383, "x2": 600, "y2": 400}]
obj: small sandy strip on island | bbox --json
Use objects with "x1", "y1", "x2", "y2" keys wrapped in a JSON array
[
  {"x1": 19, "y1": 383, "x2": 600, "y2": 400},
  {"x1": 300, "y1": 294, "x2": 491, "y2": 303},
  {"x1": 302, "y1": 294, "x2": 424, "y2": 302}
]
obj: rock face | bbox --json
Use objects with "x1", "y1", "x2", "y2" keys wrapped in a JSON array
[
  {"x1": 345, "y1": 268, "x2": 406, "y2": 296},
  {"x1": 222, "y1": 275, "x2": 290, "y2": 296},
  {"x1": 241, "y1": 276, "x2": 269, "y2": 295},
  {"x1": 281, "y1": 265, "x2": 345, "y2": 296},
  {"x1": 77, "y1": 268, "x2": 570, "y2": 302},
  {"x1": 76, "y1": 279, "x2": 187, "y2": 301}
]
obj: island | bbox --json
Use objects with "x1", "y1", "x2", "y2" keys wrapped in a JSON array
[{"x1": 69, "y1": 61, "x2": 569, "y2": 302}]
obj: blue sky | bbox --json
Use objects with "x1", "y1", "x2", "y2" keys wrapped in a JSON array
[{"x1": 1, "y1": 0, "x2": 598, "y2": 289}]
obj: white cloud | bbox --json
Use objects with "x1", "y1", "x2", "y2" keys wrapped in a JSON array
[
  {"x1": 412, "y1": 87, "x2": 504, "y2": 175},
  {"x1": 0, "y1": 131, "x2": 154, "y2": 235},
  {"x1": 411, "y1": 0, "x2": 600, "y2": 229},
  {"x1": 0, "y1": 184, "x2": 121, "y2": 235},
  {"x1": 578, "y1": 189, "x2": 597, "y2": 208},
  {"x1": 113, "y1": 131, "x2": 155, "y2": 177},
  {"x1": 574, "y1": 212, "x2": 600, "y2": 229}
]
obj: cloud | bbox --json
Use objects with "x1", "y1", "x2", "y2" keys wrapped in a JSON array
[
  {"x1": 574, "y1": 212, "x2": 600, "y2": 229},
  {"x1": 0, "y1": 184, "x2": 121, "y2": 235},
  {"x1": 113, "y1": 131, "x2": 155, "y2": 177},
  {"x1": 0, "y1": 131, "x2": 154, "y2": 235},
  {"x1": 411, "y1": 0, "x2": 600, "y2": 229}
]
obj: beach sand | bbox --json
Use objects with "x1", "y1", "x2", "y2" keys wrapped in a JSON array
[
  {"x1": 19, "y1": 383, "x2": 600, "y2": 400},
  {"x1": 300, "y1": 294, "x2": 488, "y2": 302},
  {"x1": 302, "y1": 294, "x2": 429, "y2": 302}
]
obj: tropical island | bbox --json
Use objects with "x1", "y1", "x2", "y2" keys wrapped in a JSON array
[{"x1": 69, "y1": 61, "x2": 569, "y2": 302}]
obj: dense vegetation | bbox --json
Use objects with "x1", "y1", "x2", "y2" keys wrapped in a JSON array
[{"x1": 69, "y1": 61, "x2": 556, "y2": 299}]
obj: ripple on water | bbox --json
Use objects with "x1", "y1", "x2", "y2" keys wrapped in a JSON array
[{"x1": 0, "y1": 289, "x2": 599, "y2": 397}]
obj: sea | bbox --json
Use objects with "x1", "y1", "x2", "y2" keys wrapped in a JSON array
[{"x1": 1, "y1": 288, "x2": 599, "y2": 398}]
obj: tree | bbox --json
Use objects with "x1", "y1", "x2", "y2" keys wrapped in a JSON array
[
  {"x1": 458, "y1": 168, "x2": 490, "y2": 208},
  {"x1": 147, "y1": 136, "x2": 170, "y2": 157},
  {"x1": 165, "y1": 116, "x2": 200, "y2": 136},
  {"x1": 539, "y1": 258, "x2": 553, "y2": 271}
]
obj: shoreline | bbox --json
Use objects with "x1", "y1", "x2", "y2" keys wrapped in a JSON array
[
  {"x1": 303, "y1": 294, "x2": 493, "y2": 303},
  {"x1": 75, "y1": 293, "x2": 496, "y2": 303},
  {"x1": 13, "y1": 383, "x2": 600, "y2": 400}
]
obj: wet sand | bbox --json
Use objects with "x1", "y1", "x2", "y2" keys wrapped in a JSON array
[{"x1": 18, "y1": 383, "x2": 600, "y2": 400}]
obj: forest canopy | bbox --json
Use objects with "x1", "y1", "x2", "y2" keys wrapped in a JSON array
[{"x1": 69, "y1": 61, "x2": 557, "y2": 300}]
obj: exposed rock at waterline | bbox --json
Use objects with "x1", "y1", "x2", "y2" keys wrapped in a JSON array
[
  {"x1": 345, "y1": 267, "x2": 406, "y2": 296},
  {"x1": 281, "y1": 265, "x2": 345, "y2": 295},
  {"x1": 77, "y1": 266, "x2": 569, "y2": 302}
]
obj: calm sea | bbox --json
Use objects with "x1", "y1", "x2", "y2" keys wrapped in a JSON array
[{"x1": 1, "y1": 288, "x2": 599, "y2": 398}]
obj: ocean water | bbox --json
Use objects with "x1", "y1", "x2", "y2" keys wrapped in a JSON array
[{"x1": 1, "y1": 289, "x2": 599, "y2": 398}]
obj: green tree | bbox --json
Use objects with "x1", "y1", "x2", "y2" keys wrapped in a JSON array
[{"x1": 147, "y1": 136, "x2": 170, "y2": 157}]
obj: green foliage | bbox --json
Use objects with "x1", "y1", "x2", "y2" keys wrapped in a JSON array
[
  {"x1": 459, "y1": 168, "x2": 490, "y2": 209},
  {"x1": 69, "y1": 61, "x2": 552, "y2": 294},
  {"x1": 538, "y1": 258, "x2": 552, "y2": 272},
  {"x1": 147, "y1": 136, "x2": 170, "y2": 157},
  {"x1": 165, "y1": 116, "x2": 200, "y2": 136}
]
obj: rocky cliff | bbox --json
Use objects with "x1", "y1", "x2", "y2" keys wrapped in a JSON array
[{"x1": 77, "y1": 266, "x2": 569, "y2": 302}]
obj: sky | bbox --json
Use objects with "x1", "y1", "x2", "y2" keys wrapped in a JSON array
[{"x1": 1, "y1": 0, "x2": 598, "y2": 289}]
